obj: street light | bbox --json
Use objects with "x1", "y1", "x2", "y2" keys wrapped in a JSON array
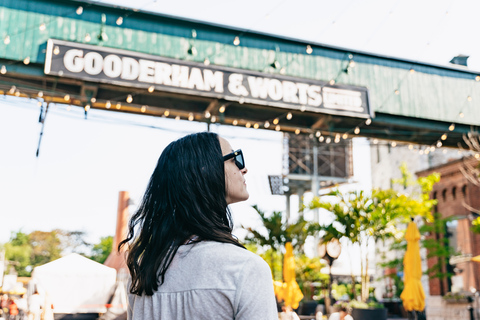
[{"x1": 318, "y1": 238, "x2": 342, "y2": 314}]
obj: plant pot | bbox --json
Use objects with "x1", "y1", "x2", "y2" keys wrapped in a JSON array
[
  {"x1": 351, "y1": 307, "x2": 388, "y2": 320},
  {"x1": 443, "y1": 298, "x2": 470, "y2": 304}
]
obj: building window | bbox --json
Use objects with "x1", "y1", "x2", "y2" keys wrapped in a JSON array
[
  {"x1": 462, "y1": 185, "x2": 467, "y2": 197},
  {"x1": 452, "y1": 187, "x2": 456, "y2": 200},
  {"x1": 442, "y1": 189, "x2": 447, "y2": 201}
]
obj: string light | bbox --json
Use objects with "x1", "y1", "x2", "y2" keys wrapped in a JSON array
[
  {"x1": 391, "y1": 141, "x2": 397, "y2": 147},
  {"x1": 211, "y1": 115, "x2": 216, "y2": 123},
  {"x1": 273, "y1": 118, "x2": 279, "y2": 125},
  {"x1": 148, "y1": 86, "x2": 154, "y2": 93},
  {"x1": 0, "y1": 65, "x2": 6, "y2": 74},
  {"x1": 436, "y1": 141, "x2": 442, "y2": 148},
  {"x1": 319, "y1": 136, "x2": 324, "y2": 142},
  {"x1": 53, "y1": 46, "x2": 60, "y2": 55},
  {"x1": 37, "y1": 91, "x2": 43, "y2": 98},
  {"x1": 219, "y1": 105, "x2": 226, "y2": 113},
  {"x1": 205, "y1": 111, "x2": 211, "y2": 118},
  {"x1": 76, "y1": 6, "x2": 83, "y2": 15},
  {"x1": 105, "y1": 101, "x2": 111, "y2": 109},
  {"x1": 295, "y1": 129, "x2": 300, "y2": 135},
  {"x1": 188, "y1": 113, "x2": 194, "y2": 121},
  {"x1": 275, "y1": 125, "x2": 280, "y2": 131},
  {"x1": 342, "y1": 133, "x2": 348, "y2": 139},
  {"x1": 116, "y1": 17, "x2": 124, "y2": 25},
  {"x1": 141, "y1": 106, "x2": 147, "y2": 113},
  {"x1": 4, "y1": 36, "x2": 10, "y2": 45},
  {"x1": 64, "y1": 94, "x2": 70, "y2": 101},
  {"x1": 90, "y1": 97, "x2": 96, "y2": 103},
  {"x1": 233, "y1": 36, "x2": 240, "y2": 46},
  {"x1": 354, "y1": 127, "x2": 360, "y2": 134},
  {"x1": 326, "y1": 137, "x2": 331, "y2": 144},
  {"x1": 84, "y1": 104, "x2": 90, "y2": 111},
  {"x1": 254, "y1": 123, "x2": 260, "y2": 129},
  {"x1": 306, "y1": 45, "x2": 313, "y2": 54},
  {"x1": 233, "y1": 119, "x2": 238, "y2": 126},
  {"x1": 126, "y1": 94, "x2": 133, "y2": 103},
  {"x1": 245, "y1": 122, "x2": 251, "y2": 128},
  {"x1": 316, "y1": 131, "x2": 321, "y2": 137},
  {"x1": 334, "y1": 134, "x2": 340, "y2": 143},
  {"x1": 164, "y1": 110, "x2": 170, "y2": 117},
  {"x1": 441, "y1": 133, "x2": 447, "y2": 140},
  {"x1": 264, "y1": 121, "x2": 270, "y2": 128},
  {"x1": 39, "y1": 23, "x2": 46, "y2": 31},
  {"x1": 286, "y1": 112, "x2": 292, "y2": 120},
  {"x1": 116, "y1": 103, "x2": 121, "y2": 109},
  {"x1": 329, "y1": 79, "x2": 335, "y2": 85},
  {"x1": 23, "y1": 57, "x2": 30, "y2": 65},
  {"x1": 449, "y1": 124, "x2": 455, "y2": 131},
  {"x1": 365, "y1": 118, "x2": 372, "y2": 125}
]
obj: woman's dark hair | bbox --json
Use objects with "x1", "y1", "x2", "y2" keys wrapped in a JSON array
[{"x1": 119, "y1": 132, "x2": 244, "y2": 296}]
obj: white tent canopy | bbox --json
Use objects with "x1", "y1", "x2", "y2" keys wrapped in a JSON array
[{"x1": 31, "y1": 253, "x2": 117, "y2": 314}]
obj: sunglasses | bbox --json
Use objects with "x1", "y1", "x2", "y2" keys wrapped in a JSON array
[{"x1": 223, "y1": 149, "x2": 245, "y2": 170}]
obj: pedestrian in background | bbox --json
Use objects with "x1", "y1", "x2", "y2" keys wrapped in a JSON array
[
  {"x1": 8, "y1": 298, "x2": 18, "y2": 320},
  {"x1": 15, "y1": 296, "x2": 27, "y2": 320},
  {"x1": 120, "y1": 132, "x2": 277, "y2": 320}
]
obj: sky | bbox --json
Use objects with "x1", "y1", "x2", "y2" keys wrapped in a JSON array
[{"x1": 2, "y1": 0, "x2": 478, "y2": 250}]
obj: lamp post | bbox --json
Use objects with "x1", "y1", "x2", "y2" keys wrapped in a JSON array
[{"x1": 318, "y1": 239, "x2": 342, "y2": 314}]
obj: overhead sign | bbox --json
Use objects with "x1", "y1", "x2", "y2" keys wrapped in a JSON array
[{"x1": 45, "y1": 39, "x2": 371, "y2": 118}]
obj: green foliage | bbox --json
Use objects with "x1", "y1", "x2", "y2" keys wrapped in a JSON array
[
  {"x1": 472, "y1": 217, "x2": 480, "y2": 234},
  {"x1": 4, "y1": 231, "x2": 32, "y2": 276},
  {"x1": 89, "y1": 236, "x2": 113, "y2": 264}
]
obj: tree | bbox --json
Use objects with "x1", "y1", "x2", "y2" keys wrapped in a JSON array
[
  {"x1": 307, "y1": 165, "x2": 440, "y2": 302},
  {"x1": 29, "y1": 230, "x2": 63, "y2": 267},
  {"x1": 89, "y1": 236, "x2": 113, "y2": 264},
  {"x1": 4, "y1": 231, "x2": 32, "y2": 276}
]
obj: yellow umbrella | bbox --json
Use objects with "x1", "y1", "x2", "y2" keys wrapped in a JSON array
[
  {"x1": 472, "y1": 255, "x2": 480, "y2": 262},
  {"x1": 400, "y1": 221, "x2": 425, "y2": 312},
  {"x1": 281, "y1": 242, "x2": 304, "y2": 309}
]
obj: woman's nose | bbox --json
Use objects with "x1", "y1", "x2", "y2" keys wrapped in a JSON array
[{"x1": 241, "y1": 167, "x2": 248, "y2": 174}]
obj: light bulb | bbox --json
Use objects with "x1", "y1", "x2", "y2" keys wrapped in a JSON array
[
  {"x1": 254, "y1": 123, "x2": 260, "y2": 129},
  {"x1": 53, "y1": 46, "x2": 60, "y2": 55},
  {"x1": 205, "y1": 111, "x2": 211, "y2": 118},
  {"x1": 286, "y1": 112, "x2": 292, "y2": 120},
  {"x1": 459, "y1": 112, "x2": 464, "y2": 118},
  {"x1": 37, "y1": 91, "x2": 43, "y2": 97},
  {"x1": 64, "y1": 94, "x2": 70, "y2": 101},
  {"x1": 306, "y1": 45, "x2": 313, "y2": 54},
  {"x1": 373, "y1": 139, "x2": 379, "y2": 144},
  {"x1": 408, "y1": 144, "x2": 413, "y2": 150},
  {"x1": 39, "y1": 23, "x2": 46, "y2": 31},
  {"x1": 273, "y1": 118, "x2": 279, "y2": 125},
  {"x1": 391, "y1": 141, "x2": 397, "y2": 147},
  {"x1": 4, "y1": 36, "x2": 10, "y2": 45},
  {"x1": 23, "y1": 57, "x2": 30, "y2": 65},
  {"x1": 175, "y1": 116, "x2": 180, "y2": 120},
  {"x1": 90, "y1": 97, "x2": 96, "y2": 103},
  {"x1": 116, "y1": 103, "x2": 121, "y2": 109},
  {"x1": 441, "y1": 133, "x2": 447, "y2": 140},
  {"x1": 76, "y1": 6, "x2": 83, "y2": 15},
  {"x1": 211, "y1": 115, "x2": 216, "y2": 123},
  {"x1": 148, "y1": 86, "x2": 154, "y2": 93},
  {"x1": 219, "y1": 105, "x2": 226, "y2": 113},
  {"x1": 468, "y1": 96, "x2": 472, "y2": 101},
  {"x1": 329, "y1": 79, "x2": 335, "y2": 85},
  {"x1": 436, "y1": 141, "x2": 442, "y2": 148},
  {"x1": 342, "y1": 133, "x2": 348, "y2": 139},
  {"x1": 233, "y1": 36, "x2": 240, "y2": 46},
  {"x1": 394, "y1": 89, "x2": 400, "y2": 95},
  {"x1": 316, "y1": 131, "x2": 321, "y2": 137},
  {"x1": 126, "y1": 94, "x2": 133, "y2": 103},
  {"x1": 116, "y1": 17, "x2": 123, "y2": 25},
  {"x1": 84, "y1": 104, "x2": 90, "y2": 111},
  {"x1": 319, "y1": 136, "x2": 324, "y2": 142},
  {"x1": 188, "y1": 113, "x2": 194, "y2": 121},
  {"x1": 365, "y1": 118, "x2": 372, "y2": 125},
  {"x1": 300, "y1": 105, "x2": 306, "y2": 112},
  {"x1": 275, "y1": 125, "x2": 281, "y2": 131},
  {"x1": 449, "y1": 124, "x2": 455, "y2": 131},
  {"x1": 141, "y1": 106, "x2": 147, "y2": 113},
  {"x1": 105, "y1": 101, "x2": 111, "y2": 109},
  {"x1": 264, "y1": 121, "x2": 270, "y2": 128},
  {"x1": 0, "y1": 65, "x2": 6, "y2": 74},
  {"x1": 232, "y1": 119, "x2": 238, "y2": 126},
  {"x1": 245, "y1": 122, "x2": 251, "y2": 128},
  {"x1": 354, "y1": 127, "x2": 360, "y2": 134},
  {"x1": 84, "y1": 33, "x2": 91, "y2": 42},
  {"x1": 164, "y1": 110, "x2": 170, "y2": 117},
  {"x1": 204, "y1": 58, "x2": 210, "y2": 66},
  {"x1": 295, "y1": 129, "x2": 300, "y2": 135},
  {"x1": 326, "y1": 137, "x2": 331, "y2": 144}
]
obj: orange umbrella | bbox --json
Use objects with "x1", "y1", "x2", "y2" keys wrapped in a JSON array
[
  {"x1": 400, "y1": 221, "x2": 425, "y2": 311},
  {"x1": 281, "y1": 242, "x2": 304, "y2": 309}
]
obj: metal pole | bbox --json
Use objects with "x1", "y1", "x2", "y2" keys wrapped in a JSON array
[{"x1": 312, "y1": 141, "x2": 320, "y2": 256}]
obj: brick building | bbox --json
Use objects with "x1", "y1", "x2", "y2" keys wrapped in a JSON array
[{"x1": 417, "y1": 156, "x2": 480, "y2": 295}]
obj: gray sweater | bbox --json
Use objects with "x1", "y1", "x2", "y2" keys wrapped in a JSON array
[{"x1": 127, "y1": 241, "x2": 278, "y2": 320}]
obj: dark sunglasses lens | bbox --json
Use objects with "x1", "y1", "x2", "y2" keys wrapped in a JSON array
[{"x1": 235, "y1": 153, "x2": 244, "y2": 169}]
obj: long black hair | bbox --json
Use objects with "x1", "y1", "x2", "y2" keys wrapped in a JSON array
[{"x1": 119, "y1": 132, "x2": 244, "y2": 296}]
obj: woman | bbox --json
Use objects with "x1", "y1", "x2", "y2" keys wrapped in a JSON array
[{"x1": 120, "y1": 132, "x2": 277, "y2": 320}]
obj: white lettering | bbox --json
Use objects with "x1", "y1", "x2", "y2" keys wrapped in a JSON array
[
  {"x1": 83, "y1": 52, "x2": 103, "y2": 75},
  {"x1": 154, "y1": 62, "x2": 172, "y2": 86},
  {"x1": 63, "y1": 49, "x2": 84, "y2": 73},
  {"x1": 296, "y1": 83, "x2": 309, "y2": 105},
  {"x1": 268, "y1": 79, "x2": 283, "y2": 101},
  {"x1": 308, "y1": 85, "x2": 322, "y2": 106},
  {"x1": 188, "y1": 68, "x2": 205, "y2": 90},
  {"x1": 103, "y1": 54, "x2": 122, "y2": 78},
  {"x1": 121, "y1": 57, "x2": 139, "y2": 80},
  {"x1": 282, "y1": 81, "x2": 298, "y2": 103},
  {"x1": 138, "y1": 59, "x2": 155, "y2": 83},
  {"x1": 203, "y1": 70, "x2": 224, "y2": 93},
  {"x1": 248, "y1": 76, "x2": 269, "y2": 99},
  {"x1": 228, "y1": 73, "x2": 248, "y2": 96},
  {"x1": 171, "y1": 65, "x2": 189, "y2": 88}
]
